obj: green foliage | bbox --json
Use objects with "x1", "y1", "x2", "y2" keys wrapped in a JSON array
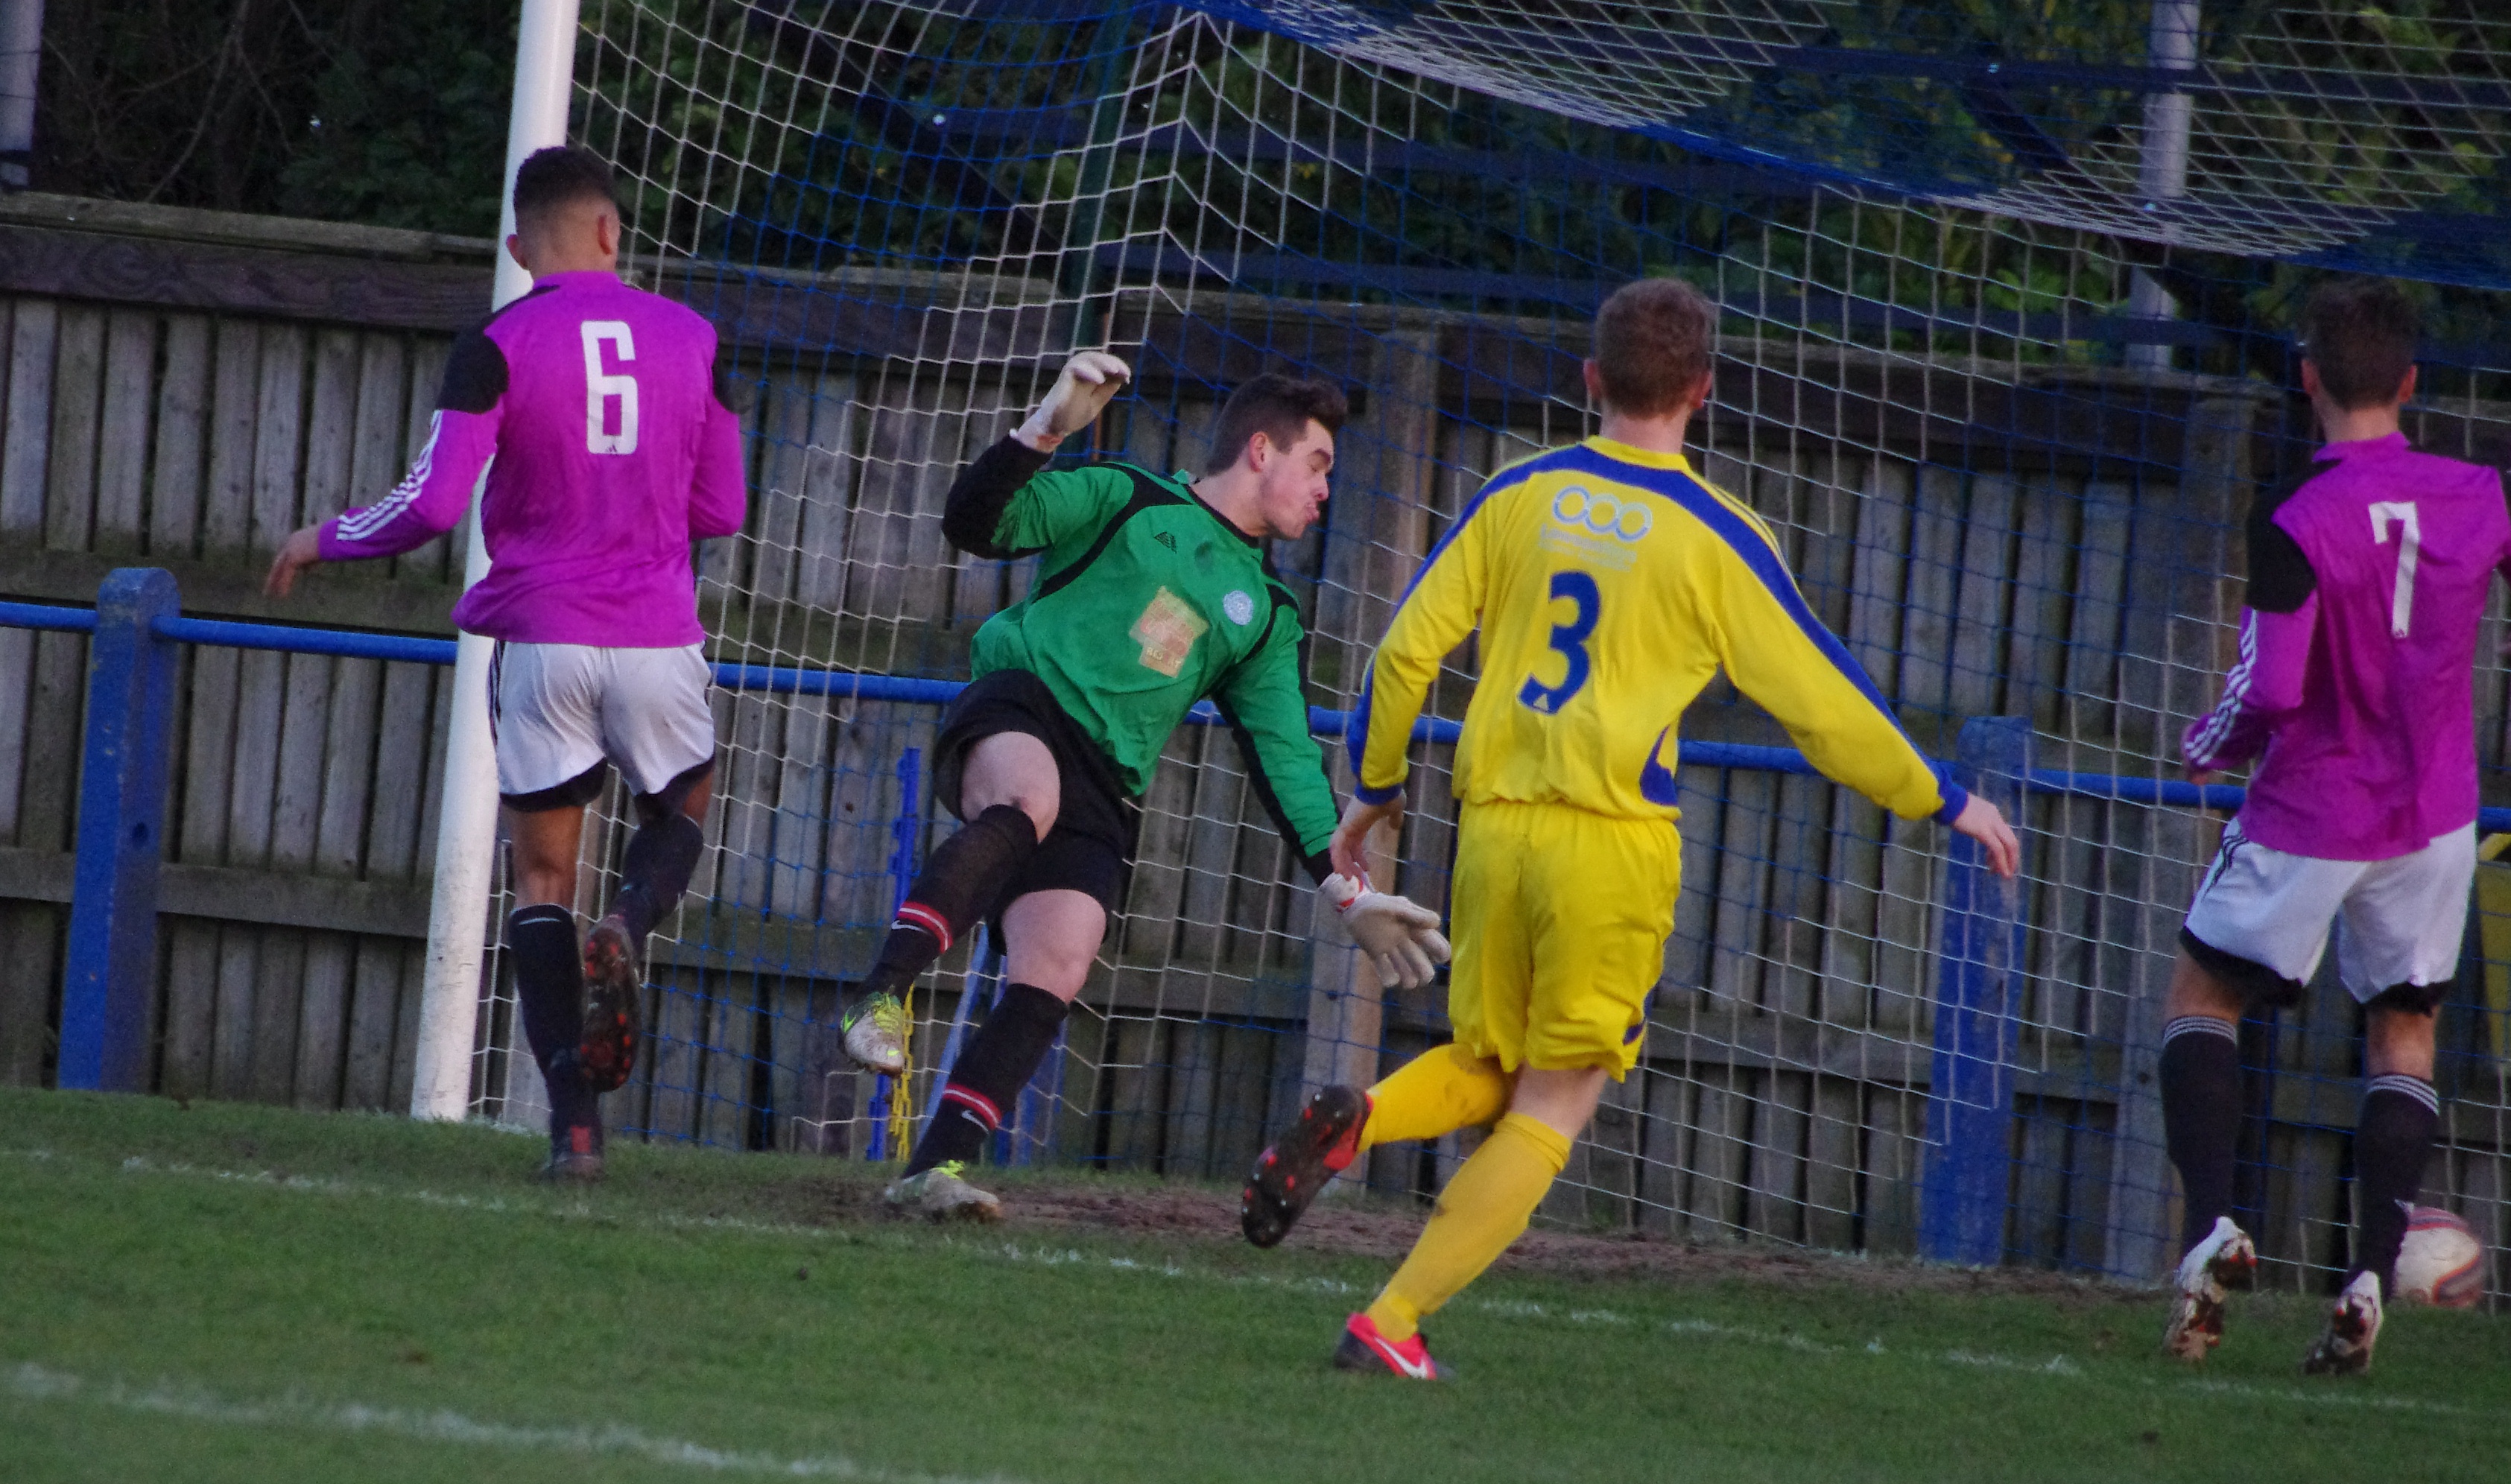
[
  {"x1": 278, "y1": 3, "x2": 517, "y2": 232},
  {"x1": 39, "y1": 1, "x2": 516, "y2": 235}
]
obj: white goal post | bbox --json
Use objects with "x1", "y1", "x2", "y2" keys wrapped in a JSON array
[{"x1": 408, "y1": 0, "x2": 585, "y2": 1121}]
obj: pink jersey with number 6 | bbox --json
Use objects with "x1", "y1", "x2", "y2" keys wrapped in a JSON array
[
  {"x1": 2183, "y1": 431, "x2": 2511, "y2": 860},
  {"x1": 319, "y1": 269, "x2": 747, "y2": 646}
]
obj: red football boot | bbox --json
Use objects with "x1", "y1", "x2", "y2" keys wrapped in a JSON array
[{"x1": 1241, "y1": 1085, "x2": 1367, "y2": 1247}]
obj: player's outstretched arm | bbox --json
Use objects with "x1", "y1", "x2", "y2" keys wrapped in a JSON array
[
  {"x1": 1704, "y1": 521, "x2": 1995, "y2": 840},
  {"x1": 1340, "y1": 481, "x2": 1493, "y2": 843},
  {"x1": 1950, "y1": 793, "x2": 2021, "y2": 879},
  {"x1": 1013, "y1": 351, "x2": 1130, "y2": 454},
  {"x1": 1329, "y1": 793, "x2": 1402, "y2": 882},
  {"x1": 940, "y1": 351, "x2": 1136, "y2": 560},
  {"x1": 267, "y1": 346, "x2": 505, "y2": 599},
  {"x1": 264, "y1": 525, "x2": 324, "y2": 597},
  {"x1": 2181, "y1": 603, "x2": 2314, "y2": 782},
  {"x1": 1210, "y1": 594, "x2": 1451, "y2": 991}
]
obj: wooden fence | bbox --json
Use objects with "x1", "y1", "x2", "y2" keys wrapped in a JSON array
[{"x1": 5, "y1": 191, "x2": 2511, "y2": 1290}]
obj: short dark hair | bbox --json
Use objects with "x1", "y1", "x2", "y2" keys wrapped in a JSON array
[
  {"x1": 2299, "y1": 278, "x2": 2419, "y2": 409},
  {"x1": 513, "y1": 145, "x2": 618, "y2": 226},
  {"x1": 1594, "y1": 278, "x2": 1717, "y2": 416},
  {"x1": 1205, "y1": 373, "x2": 1349, "y2": 473}
]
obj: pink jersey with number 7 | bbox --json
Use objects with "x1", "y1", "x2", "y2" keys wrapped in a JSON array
[
  {"x1": 319, "y1": 269, "x2": 748, "y2": 646},
  {"x1": 2183, "y1": 431, "x2": 2511, "y2": 860}
]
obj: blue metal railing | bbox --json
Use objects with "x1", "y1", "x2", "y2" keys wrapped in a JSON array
[
  {"x1": 0, "y1": 599, "x2": 102, "y2": 635},
  {"x1": 14, "y1": 588, "x2": 2483, "y2": 821}
]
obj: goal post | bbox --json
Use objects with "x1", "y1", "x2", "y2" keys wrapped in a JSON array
[{"x1": 408, "y1": 0, "x2": 586, "y2": 1122}]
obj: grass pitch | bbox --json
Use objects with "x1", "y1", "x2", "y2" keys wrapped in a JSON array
[{"x1": 4, "y1": 1088, "x2": 2504, "y2": 1483}]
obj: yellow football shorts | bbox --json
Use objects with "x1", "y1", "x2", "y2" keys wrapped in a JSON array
[{"x1": 1446, "y1": 798, "x2": 1682, "y2": 1077}]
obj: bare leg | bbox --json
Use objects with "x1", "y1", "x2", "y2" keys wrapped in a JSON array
[
  {"x1": 999, "y1": 887, "x2": 1106, "y2": 1001},
  {"x1": 505, "y1": 802, "x2": 586, "y2": 910},
  {"x1": 1507, "y1": 1064, "x2": 1609, "y2": 1141},
  {"x1": 2364, "y1": 1001, "x2": 2438, "y2": 1081},
  {"x1": 2164, "y1": 945, "x2": 2246, "y2": 1024},
  {"x1": 960, "y1": 731, "x2": 1061, "y2": 838}
]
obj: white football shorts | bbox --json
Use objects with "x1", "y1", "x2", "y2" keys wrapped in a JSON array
[
  {"x1": 489, "y1": 641, "x2": 716, "y2": 802},
  {"x1": 2182, "y1": 818, "x2": 2474, "y2": 1003}
]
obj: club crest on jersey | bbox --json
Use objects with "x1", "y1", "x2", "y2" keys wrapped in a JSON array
[
  {"x1": 1552, "y1": 486, "x2": 1653, "y2": 542},
  {"x1": 1130, "y1": 586, "x2": 1209, "y2": 677},
  {"x1": 1223, "y1": 589, "x2": 1256, "y2": 626}
]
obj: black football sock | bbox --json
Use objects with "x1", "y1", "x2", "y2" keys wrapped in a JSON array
[
  {"x1": 612, "y1": 811, "x2": 704, "y2": 942},
  {"x1": 506, "y1": 905, "x2": 600, "y2": 1134},
  {"x1": 852, "y1": 805, "x2": 1039, "y2": 1009},
  {"x1": 2352, "y1": 1073, "x2": 2439, "y2": 1297},
  {"x1": 2160, "y1": 1014, "x2": 2241, "y2": 1253},
  {"x1": 903, "y1": 983, "x2": 1069, "y2": 1178}
]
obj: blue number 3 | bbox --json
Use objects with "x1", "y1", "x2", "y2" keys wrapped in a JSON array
[{"x1": 1518, "y1": 570, "x2": 1600, "y2": 714}]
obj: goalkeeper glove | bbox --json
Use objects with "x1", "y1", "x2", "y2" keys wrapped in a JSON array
[
  {"x1": 1319, "y1": 873, "x2": 1451, "y2": 990},
  {"x1": 1016, "y1": 351, "x2": 1132, "y2": 451}
]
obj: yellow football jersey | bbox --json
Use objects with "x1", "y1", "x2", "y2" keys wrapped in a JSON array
[{"x1": 1349, "y1": 437, "x2": 1957, "y2": 825}]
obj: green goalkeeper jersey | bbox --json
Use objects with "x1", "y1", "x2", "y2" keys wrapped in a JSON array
[{"x1": 944, "y1": 437, "x2": 1338, "y2": 875}]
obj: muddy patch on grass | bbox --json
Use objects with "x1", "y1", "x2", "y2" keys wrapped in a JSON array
[{"x1": 937, "y1": 1172, "x2": 2156, "y2": 1303}]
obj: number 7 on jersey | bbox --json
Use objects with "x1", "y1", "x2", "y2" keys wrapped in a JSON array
[{"x1": 2370, "y1": 500, "x2": 2418, "y2": 638}]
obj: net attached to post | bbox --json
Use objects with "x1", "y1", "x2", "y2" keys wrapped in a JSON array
[{"x1": 466, "y1": 0, "x2": 2511, "y2": 1294}]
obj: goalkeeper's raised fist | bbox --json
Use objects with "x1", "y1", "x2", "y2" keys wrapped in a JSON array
[
  {"x1": 1319, "y1": 872, "x2": 1452, "y2": 990},
  {"x1": 1015, "y1": 350, "x2": 1132, "y2": 451}
]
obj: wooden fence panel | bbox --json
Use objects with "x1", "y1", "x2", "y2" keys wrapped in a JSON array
[
  {"x1": 0, "y1": 628, "x2": 31, "y2": 839},
  {"x1": 4, "y1": 299, "x2": 56, "y2": 537},
  {"x1": 94, "y1": 310, "x2": 156, "y2": 547},
  {"x1": 46, "y1": 304, "x2": 107, "y2": 551},
  {"x1": 150, "y1": 314, "x2": 212, "y2": 553},
  {"x1": 200, "y1": 319, "x2": 259, "y2": 556}
]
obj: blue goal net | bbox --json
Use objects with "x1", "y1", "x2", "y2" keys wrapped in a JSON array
[{"x1": 512, "y1": 0, "x2": 2511, "y2": 1293}]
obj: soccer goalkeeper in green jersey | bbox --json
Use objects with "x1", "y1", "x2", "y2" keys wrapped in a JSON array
[{"x1": 843, "y1": 352, "x2": 1453, "y2": 1220}]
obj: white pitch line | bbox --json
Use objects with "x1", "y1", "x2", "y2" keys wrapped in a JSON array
[
  {"x1": 17, "y1": 1145, "x2": 2511, "y2": 1424},
  {"x1": 3, "y1": 1362, "x2": 1027, "y2": 1483}
]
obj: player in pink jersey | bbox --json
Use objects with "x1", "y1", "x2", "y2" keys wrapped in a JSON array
[
  {"x1": 265, "y1": 146, "x2": 748, "y2": 1180},
  {"x1": 2161, "y1": 279, "x2": 2510, "y2": 1374}
]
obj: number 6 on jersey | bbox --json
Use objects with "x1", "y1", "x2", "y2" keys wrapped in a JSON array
[{"x1": 583, "y1": 320, "x2": 639, "y2": 454}]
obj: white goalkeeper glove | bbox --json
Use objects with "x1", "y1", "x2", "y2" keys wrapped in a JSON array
[
  {"x1": 1015, "y1": 350, "x2": 1132, "y2": 451},
  {"x1": 1319, "y1": 873, "x2": 1451, "y2": 990}
]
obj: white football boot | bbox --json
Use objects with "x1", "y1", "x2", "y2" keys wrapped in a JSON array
[
  {"x1": 2162, "y1": 1215, "x2": 2258, "y2": 1362},
  {"x1": 2301, "y1": 1269, "x2": 2384, "y2": 1377},
  {"x1": 841, "y1": 991, "x2": 908, "y2": 1074},
  {"x1": 884, "y1": 1160, "x2": 1002, "y2": 1223}
]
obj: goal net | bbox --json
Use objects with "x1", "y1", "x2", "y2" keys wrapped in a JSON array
[{"x1": 483, "y1": 0, "x2": 2511, "y2": 1290}]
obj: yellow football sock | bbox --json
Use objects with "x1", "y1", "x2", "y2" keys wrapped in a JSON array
[
  {"x1": 1364, "y1": 1112, "x2": 1571, "y2": 1342},
  {"x1": 1358, "y1": 1044, "x2": 1512, "y2": 1151}
]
